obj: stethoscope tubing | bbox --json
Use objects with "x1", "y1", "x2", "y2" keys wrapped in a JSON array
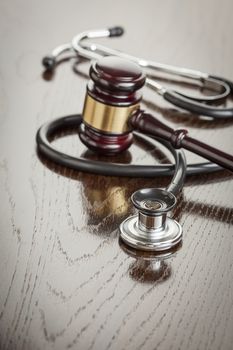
[{"x1": 36, "y1": 114, "x2": 222, "y2": 196}]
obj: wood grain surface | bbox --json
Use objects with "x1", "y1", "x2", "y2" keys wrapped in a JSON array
[{"x1": 0, "y1": 0, "x2": 233, "y2": 349}]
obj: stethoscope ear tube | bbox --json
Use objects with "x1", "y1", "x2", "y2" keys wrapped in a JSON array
[{"x1": 164, "y1": 90, "x2": 233, "y2": 119}]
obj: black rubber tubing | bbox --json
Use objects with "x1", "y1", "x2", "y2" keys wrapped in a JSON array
[
  {"x1": 36, "y1": 114, "x2": 222, "y2": 194},
  {"x1": 164, "y1": 90, "x2": 233, "y2": 119},
  {"x1": 209, "y1": 75, "x2": 233, "y2": 92}
]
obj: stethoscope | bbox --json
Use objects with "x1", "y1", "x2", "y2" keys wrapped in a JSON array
[
  {"x1": 38, "y1": 26, "x2": 233, "y2": 253},
  {"x1": 43, "y1": 26, "x2": 233, "y2": 118}
]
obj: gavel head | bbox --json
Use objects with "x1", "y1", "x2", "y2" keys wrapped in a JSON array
[{"x1": 79, "y1": 56, "x2": 146, "y2": 155}]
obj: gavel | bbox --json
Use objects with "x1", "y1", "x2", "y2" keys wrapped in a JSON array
[{"x1": 78, "y1": 56, "x2": 233, "y2": 171}]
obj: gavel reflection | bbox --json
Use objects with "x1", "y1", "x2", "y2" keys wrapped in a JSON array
[
  {"x1": 79, "y1": 56, "x2": 233, "y2": 171},
  {"x1": 83, "y1": 183, "x2": 130, "y2": 224}
]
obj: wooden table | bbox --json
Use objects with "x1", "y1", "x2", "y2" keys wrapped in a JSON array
[{"x1": 1, "y1": 0, "x2": 233, "y2": 349}]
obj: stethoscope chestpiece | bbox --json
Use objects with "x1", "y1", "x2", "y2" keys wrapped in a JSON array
[{"x1": 120, "y1": 188, "x2": 182, "y2": 251}]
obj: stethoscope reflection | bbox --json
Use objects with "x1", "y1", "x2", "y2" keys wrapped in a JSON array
[{"x1": 119, "y1": 239, "x2": 182, "y2": 284}]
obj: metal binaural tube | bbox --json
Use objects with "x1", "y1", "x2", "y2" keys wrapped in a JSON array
[
  {"x1": 71, "y1": 27, "x2": 124, "y2": 61},
  {"x1": 42, "y1": 26, "x2": 124, "y2": 70},
  {"x1": 75, "y1": 28, "x2": 231, "y2": 102},
  {"x1": 42, "y1": 26, "x2": 232, "y2": 105}
]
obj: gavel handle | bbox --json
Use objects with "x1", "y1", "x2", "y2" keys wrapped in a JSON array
[
  {"x1": 130, "y1": 110, "x2": 233, "y2": 172},
  {"x1": 181, "y1": 136, "x2": 233, "y2": 171}
]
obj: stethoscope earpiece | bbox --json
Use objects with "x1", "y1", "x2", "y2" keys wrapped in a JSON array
[
  {"x1": 120, "y1": 188, "x2": 182, "y2": 251},
  {"x1": 42, "y1": 55, "x2": 56, "y2": 71},
  {"x1": 108, "y1": 26, "x2": 124, "y2": 37}
]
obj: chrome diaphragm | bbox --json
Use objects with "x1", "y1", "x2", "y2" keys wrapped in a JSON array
[{"x1": 120, "y1": 188, "x2": 182, "y2": 251}]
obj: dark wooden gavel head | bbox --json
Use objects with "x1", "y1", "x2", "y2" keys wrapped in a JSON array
[
  {"x1": 79, "y1": 56, "x2": 146, "y2": 155},
  {"x1": 79, "y1": 56, "x2": 233, "y2": 171}
]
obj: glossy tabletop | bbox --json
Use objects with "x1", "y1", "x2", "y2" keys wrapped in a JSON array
[{"x1": 0, "y1": 0, "x2": 233, "y2": 349}]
